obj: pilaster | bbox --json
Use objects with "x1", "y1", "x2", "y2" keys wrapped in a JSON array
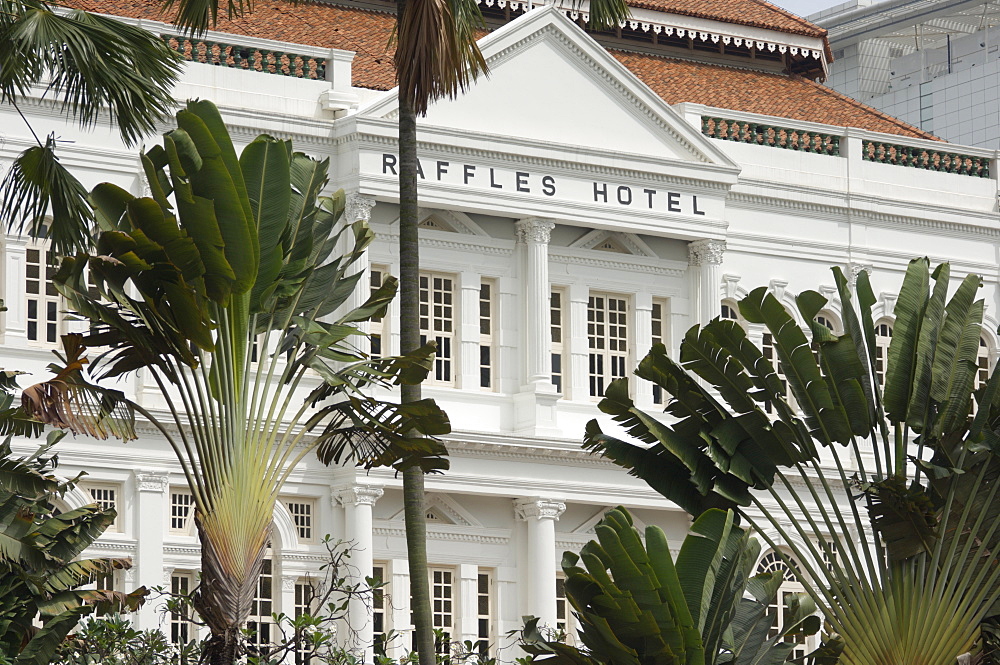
[
  {"x1": 133, "y1": 469, "x2": 169, "y2": 630},
  {"x1": 633, "y1": 292, "x2": 654, "y2": 406},
  {"x1": 458, "y1": 271, "x2": 482, "y2": 391},
  {"x1": 688, "y1": 239, "x2": 726, "y2": 325},
  {"x1": 3, "y1": 234, "x2": 27, "y2": 342}
]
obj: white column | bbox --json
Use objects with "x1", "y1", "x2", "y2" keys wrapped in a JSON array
[
  {"x1": 458, "y1": 271, "x2": 481, "y2": 390},
  {"x1": 514, "y1": 498, "x2": 566, "y2": 629},
  {"x1": 688, "y1": 239, "x2": 726, "y2": 325},
  {"x1": 336, "y1": 482, "x2": 384, "y2": 662},
  {"x1": 514, "y1": 218, "x2": 556, "y2": 388},
  {"x1": 387, "y1": 558, "x2": 411, "y2": 662},
  {"x1": 133, "y1": 469, "x2": 169, "y2": 630},
  {"x1": 343, "y1": 194, "x2": 377, "y2": 352},
  {"x1": 633, "y1": 292, "x2": 654, "y2": 406},
  {"x1": 4, "y1": 234, "x2": 27, "y2": 342},
  {"x1": 568, "y1": 283, "x2": 590, "y2": 402}
]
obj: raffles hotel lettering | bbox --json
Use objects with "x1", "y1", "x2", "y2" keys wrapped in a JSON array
[{"x1": 381, "y1": 153, "x2": 707, "y2": 216}]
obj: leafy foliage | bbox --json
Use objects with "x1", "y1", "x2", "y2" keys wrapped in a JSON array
[
  {"x1": 520, "y1": 508, "x2": 820, "y2": 665},
  {"x1": 11, "y1": 100, "x2": 449, "y2": 663},
  {"x1": 584, "y1": 259, "x2": 1000, "y2": 665},
  {"x1": 0, "y1": 0, "x2": 182, "y2": 256},
  {"x1": 0, "y1": 423, "x2": 146, "y2": 664}
]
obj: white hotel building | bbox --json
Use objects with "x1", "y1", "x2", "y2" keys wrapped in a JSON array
[{"x1": 3, "y1": 0, "x2": 1000, "y2": 658}]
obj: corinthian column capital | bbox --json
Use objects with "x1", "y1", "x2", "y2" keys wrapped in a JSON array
[
  {"x1": 688, "y1": 239, "x2": 726, "y2": 266},
  {"x1": 334, "y1": 483, "x2": 384, "y2": 508},
  {"x1": 345, "y1": 193, "x2": 377, "y2": 222},
  {"x1": 514, "y1": 497, "x2": 566, "y2": 521},
  {"x1": 515, "y1": 218, "x2": 556, "y2": 244}
]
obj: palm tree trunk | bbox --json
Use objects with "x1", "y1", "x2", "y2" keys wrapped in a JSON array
[{"x1": 398, "y1": 72, "x2": 436, "y2": 665}]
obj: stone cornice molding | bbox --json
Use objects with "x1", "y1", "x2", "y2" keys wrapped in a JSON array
[
  {"x1": 514, "y1": 218, "x2": 556, "y2": 244},
  {"x1": 514, "y1": 497, "x2": 567, "y2": 521},
  {"x1": 345, "y1": 193, "x2": 377, "y2": 222},
  {"x1": 375, "y1": 231, "x2": 514, "y2": 257},
  {"x1": 548, "y1": 250, "x2": 687, "y2": 277},
  {"x1": 134, "y1": 469, "x2": 170, "y2": 493},
  {"x1": 373, "y1": 523, "x2": 511, "y2": 545},
  {"x1": 727, "y1": 189, "x2": 1000, "y2": 240},
  {"x1": 334, "y1": 483, "x2": 384, "y2": 508},
  {"x1": 688, "y1": 239, "x2": 726, "y2": 266}
]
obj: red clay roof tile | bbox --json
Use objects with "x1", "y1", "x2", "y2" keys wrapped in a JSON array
[
  {"x1": 613, "y1": 50, "x2": 937, "y2": 140},
  {"x1": 62, "y1": 0, "x2": 933, "y2": 139}
]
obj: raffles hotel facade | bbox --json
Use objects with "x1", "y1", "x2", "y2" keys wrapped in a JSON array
[{"x1": 3, "y1": 0, "x2": 1000, "y2": 659}]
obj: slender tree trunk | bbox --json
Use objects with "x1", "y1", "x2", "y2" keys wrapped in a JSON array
[{"x1": 398, "y1": 69, "x2": 436, "y2": 665}]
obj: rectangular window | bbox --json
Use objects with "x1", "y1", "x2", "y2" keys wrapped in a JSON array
[
  {"x1": 283, "y1": 499, "x2": 315, "y2": 543},
  {"x1": 247, "y1": 558, "x2": 274, "y2": 654},
  {"x1": 651, "y1": 299, "x2": 667, "y2": 405},
  {"x1": 551, "y1": 290, "x2": 565, "y2": 394},
  {"x1": 476, "y1": 571, "x2": 492, "y2": 656},
  {"x1": 170, "y1": 572, "x2": 196, "y2": 645},
  {"x1": 370, "y1": 267, "x2": 387, "y2": 359},
  {"x1": 294, "y1": 578, "x2": 317, "y2": 665},
  {"x1": 555, "y1": 576, "x2": 575, "y2": 644},
  {"x1": 588, "y1": 293, "x2": 629, "y2": 398},
  {"x1": 170, "y1": 489, "x2": 194, "y2": 535},
  {"x1": 431, "y1": 568, "x2": 453, "y2": 658},
  {"x1": 419, "y1": 273, "x2": 455, "y2": 384},
  {"x1": 373, "y1": 564, "x2": 387, "y2": 656},
  {"x1": 83, "y1": 484, "x2": 119, "y2": 531},
  {"x1": 479, "y1": 280, "x2": 494, "y2": 389},
  {"x1": 25, "y1": 242, "x2": 61, "y2": 346}
]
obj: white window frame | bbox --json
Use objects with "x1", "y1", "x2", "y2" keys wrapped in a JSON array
[
  {"x1": 555, "y1": 574, "x2": 577, "y2": 645},
  {"x1": 551, "y1": 288, "x2": 567, "y2": 395},
  {"x1": 587, "y1": 292, "x2": 630, "y2": 399},
  {"x1": 247, "y1": 555, "x2": 276, "y2": 654},
  {"x1": 170, "y1": 571, "x2": 197, "y2": 645},
  {"x1": 479, "y1": 278, "x2": 496, "y2": 391},
  {"x1": 294, "y1": 577, "x2": 318, "y2": 665},
  {"x1": 283, "y1": 498, "x2": 316, "y2": 544},
  {"x1": 419, "y1": 272, "x2": 456, "y2": 386},
  {"x1": 373, "y1": 563, "x2": 388, "y2": 657},
  {"x1": 476, "y1": 569, "x2": 493, "y2": 656},
  {"x1": 720, "y1": 300, "x2": 741, "y2": 323},
  {"x1": 755, "y1": 551, "x2": 812, "y2": 660},
  {"x1": 370, "y1": 265, "x2": 389, "y2": 359},
  {"x1": 170, "y1": 487, "x2": 196, "y2": 536},
  {"x1": 24, "y1": 239, "x2": 62, "y2": 347},
  {"x1": 430, "y1": 567, "x2": 454, "y2": 657},
  {"x1": 651, "y1": 297, "x2": 668, "y2": 405},
  {"x1": 82, "y1": 483, "x2": 120, "y2": 532},
  {"x1": 874, "y1": 319, "x2": 893, "y2": 390}
]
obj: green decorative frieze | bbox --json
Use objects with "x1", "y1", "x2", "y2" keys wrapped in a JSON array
[
  {"x1": 861, "y1": 140, "x2": 990, "y2": 178},
  {"x1": 162, "y1": 35, "x2": 327, "y2": 79},
  {"x1": 701, "y1": 117, "x2": 840, "y2": 155}
]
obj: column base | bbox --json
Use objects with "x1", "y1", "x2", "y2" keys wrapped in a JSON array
[{"x1": 513, "y1": 383, "x2": 562, "y2": 437}]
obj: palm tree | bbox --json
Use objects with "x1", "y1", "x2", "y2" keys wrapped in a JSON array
[
  {"x1": 10, "y1": 100, "x2": 447, "y2": 665},
  {"x1": 0, "y1": 0, "x2": 182, "y2": 256},
  {"x1": 585, "y1": 259, "x2": 1000, "y2": 665}
]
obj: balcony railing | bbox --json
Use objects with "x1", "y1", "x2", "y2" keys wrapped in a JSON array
[
  {"x1": 702, "y1": 117, "x2": 841, "y2": 155},
  {"x1": 162, "y1": 35, "x2": 327, "y2": 79},
  {"x1": 861, "y1": 139, "x2": 990, "y2": 178}
]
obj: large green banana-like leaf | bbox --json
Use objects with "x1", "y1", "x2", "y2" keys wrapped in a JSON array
[
  {"x1": 20, "y1": 100, "x2": 450, "y2": 662},
  {"x1": 586, "y1": 258, "x2": 1000, "y2": 665},
  {"x1": 522, "y1": 508, "x2": 813, "y2": 665}
]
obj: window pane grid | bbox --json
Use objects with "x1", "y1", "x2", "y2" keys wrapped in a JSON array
[
  {"x1": 651, "y1": 299, "x2": 667, "y2": 404},
  {"x1": 294, "y1": 578, "x2": 316, "y2": 665},
  {"x1": 477, "y1": 571, "x2": 492, "y2": 656},
  {"x1": 761, "y1": 332, "x2": 789, "y2": 415},
  {"x1": 170, "y1": 572, "x2": 196, "y2": 645},
  {"x1": 589, "y1": 294, "x2": 629, "y2": 398},
  {"x1": 84, "y1": 484, "x2": 119, "y2": 530},
  {"x1": 419, "y1": 273, "x2": 455, "y2": 384},
  {"x1": 551, "y1": 290, "x2": 565, "y2": 394},
  {"x1": 170, "y1": 489, "x2": 194, "y2": 533},
  {"x1": 480, "y1": 281, "x2": 494, "y2": 389},
  {"x1": 432, "y1": 568, "x2": 453, "y2": 657},
  {"x1": 371, "y1": 267, "x2": 387, "y2": 359},
  {"x1": 25, "y1": 242, "x2": 61, "y2": 345},
  {"x1": 247, "y1": 558, "x2": 274, "y2": 654},
  {"x1": 373, "y1": 564, "x2": 387, "y2": 656},
  {"x1": 284, "y1": 500, "x2": 314, "y2": 542},
  {"x1": 875, "y1": 322, "x2": 893, "y2": 389}
]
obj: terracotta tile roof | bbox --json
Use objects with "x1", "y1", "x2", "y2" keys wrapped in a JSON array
[
  {"x1": 64, "y1": 0, "x2": 930, "y2": 138},
  {"x1": 614, "y1": 50, "x2": 938, "y2": 140},
  {"x1": 626, "y1": 0, "x2": 826, "y2": 38},
  {"x1": 63, "y1": 0, "x2": 400, "y2": 89}
]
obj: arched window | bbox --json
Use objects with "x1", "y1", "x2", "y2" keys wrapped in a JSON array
[
  {"x1": 812, "y1": 312, "x2": 839, "y2": 365},
  {"x1": 874, "y1": 320, "x2": 893, "y2": 389},
  {"x1": 756, "y1": 551, "x2": 808, "y2": 659},
  {"x1": 761, "y1": 332, "x2": 790, "y2": 414},
  {"x1": 721, "y1": 301, "x2": 740, "y2": 322}
]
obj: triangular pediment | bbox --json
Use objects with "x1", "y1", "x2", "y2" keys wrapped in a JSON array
[
  {"x1": 571, "y1": 229, "x2": 655, "y2": 256},
  {"x1": 361, "y1": 6, "x2": 736, "y2": 168}
]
